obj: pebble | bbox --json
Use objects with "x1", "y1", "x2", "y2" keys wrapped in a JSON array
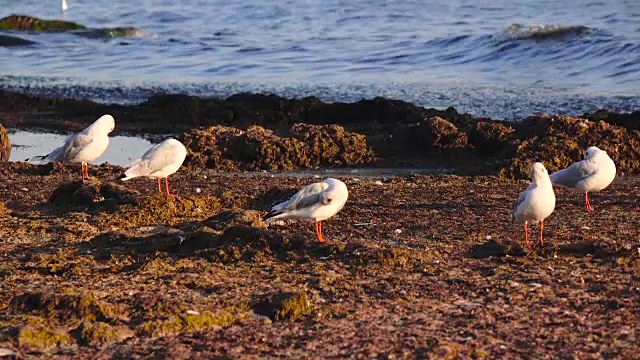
[
  {"x1": 394, "y1": 229, "x2": 402, "y2": 234},
  {"x1": 313, "y1": 175, "x2": 321, "y2": 178},
  {"x1": 485, "y1": 235, "x2": 492, "y2": 240},
  {"x1": 203, "y1": 175, "x2": 207, "y2": 179},
  {"x1": 0, "y1": 348, "x2": 17, "y2": 356},
  {"x1": 186, "y1": 310, "x2": 200, "y2": 315},
  {"x1": 374, "y1": 180, "x2": 383, "y2": 185},
  {"x1": 195, "y1": 187, "x2": 202, "y2": 193}
]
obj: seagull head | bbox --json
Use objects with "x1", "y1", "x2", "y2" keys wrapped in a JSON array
[
  {"x1": 583, "y1": 146, "x2": 603, "y2": 160},
  {"x1": 91, "y1": 114, "x2": 116, "y2": 134},
  {"x1": 530, "y1": 162, "x2": 549, "y2": 183}
]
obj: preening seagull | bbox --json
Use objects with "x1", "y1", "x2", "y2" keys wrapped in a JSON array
[
  {"x1": 26, "y1": 114, "x2": 115, "y2": 181},
  {"x1": 265, "y1": 177, "x2": 349, "y2": 243},
  {"x1": 121, "y1": 138, "x2": 188, "y2": 196},
  {"x1": 512, "y1": 162, "x2": 556, "y2": 249},
  {"x1": 550, "y1": 146, "x2": 616, "y2": 211}
]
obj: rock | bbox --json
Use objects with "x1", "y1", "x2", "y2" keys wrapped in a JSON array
[
  {"x1": 392, "y1": 116, "x2": 469, "y2": 155},
  {"x1": 501, "y1": 115, "x2": 640, "y2": 178},
  {"x1": 468, "y1": 121, "x2": 516, "y2": 155},
  {"x1": 0, "y1": 34, "x2": 37, "y2": 47},
  {"x1": 252, "y1": 292, "x2": 313, "y2": 321},
  {"x1": 0, "y1": 124, "x2": 10, "y2": 161},
  {"x1": 49, "y1": 181, "x2": 138, "y2": 207},
  {"x1": 180, "y1": 123, "x2": 374, "y2": 171},
  {"x1": 0, "y1": 15, "x2": 86, "y2": 31},
  {"x1": 583, "y1": 109, "x2": 640, "y2": 131}
]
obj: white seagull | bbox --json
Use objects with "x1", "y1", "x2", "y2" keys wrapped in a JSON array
[
  {"x1": 550, "y1": 146, "x2": 616, "y2": 211},
  {"x1": 27, "y1": 114, "x2": 115, "y2": 181},
  {"x1": 512, "y1": 162, "x2": 556, "y2": 249},
  {"x1": 121, "y1": 138, "x2": 187, "y2": 196},
  {"x1": 265, "y1": 177, "x2": 349, "y2": 243},
  {"x1": 62, "y1": 0, "x2": 68, "y2": 11}
]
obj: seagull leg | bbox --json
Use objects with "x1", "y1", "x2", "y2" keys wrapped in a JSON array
[
  {"x1": 539, "y1": 220, "x2": 544, "y2": 248},
  {"x1": 157, "y1": 178, "x2": 163, "y2": 193},
  {"x1": 585, "y1": 192, "x2": 593, "y2": 211},
  {"x1": 81, "y1": 163, "x2": 88, "y2": 182},
  {"x1": 315, "y1": 221, "x2": 326, "y2": 243},
  {"x1": 165, "y1": 178, "x2": 178, "y2": 197},
  {"x1": 524, "y1": 223, "x2": 532, "y2": 250}
]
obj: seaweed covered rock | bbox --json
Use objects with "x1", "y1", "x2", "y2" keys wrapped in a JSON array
[
  {"x1": 10, "y1": 292, "x2": 117, "y2": 324},
  {"x1": 584, "y1": 109, "x2": 640, "y2": 131},
  {"x1": 391, "y1": 116, "x2": 469, "y2": 155},
  {"x1": 50, "y1": 180, "x2": 138, "y2": 207},
  {"x1": 180, "y1": 123, "x2": 374, "y2": 171},
  {"x1": 252, "y1": 292, "x2": 313, "y2": 321},
  {"x1": 95, "y1": 194, "x2": 222, "y2": 227},
  {"x1": 0, "y1": 123, "x2": 10, "y2": 161},
  {"x1": 468, "y1": 121, "x2": 516, "y2": 155},
  {"x1": 205, "y1": 209, "x2": 266, "y2": 231},
  {"x1": 502, "y1": 115, "x2": 640, "y2": 178},
  {"x1": 18, "y1": 326, "x2": 74, "y2": 351},
  {"x1": 0, "y1": 15, "x2": 141, "y2": 38},
  {"x1": 0, "y1": 15, "x2": 86, "y2": 31},
  {"x1": 72, "y1": 321, "x2": 129, "y2": 347},
  {"x1": 290, "y1": 123, "x2": 373, "y2": 167}
]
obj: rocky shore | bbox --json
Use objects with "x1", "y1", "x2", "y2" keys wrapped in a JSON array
[
  {"x1": 1, "y1": 89, "x2": 640, "y2": 178},
  {"x1": 0, "y1": 89, "x2": 639, "y2": 358}
]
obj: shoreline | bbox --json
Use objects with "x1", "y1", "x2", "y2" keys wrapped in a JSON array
[{"x1": 1, "y1": 89, "x2": 640, "y2": 179}]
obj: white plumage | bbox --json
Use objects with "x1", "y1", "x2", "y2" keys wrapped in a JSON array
[
  {"x1": 27, "y1": 114, "x2": 115, "y2": 181},
  {"x1": 550, "y1": 146, "x2": 616, "y2": 211},
  {"x1": 121, "y1": 138, "x2": 187, "y2": 196},
  {"x1": 512, "y1": 162, "x2": 556, "y2": 249},
  {"x1": 265, "y1": 177, "x2": 349, "y2": 243}
]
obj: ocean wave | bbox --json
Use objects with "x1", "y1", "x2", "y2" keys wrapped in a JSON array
[{"x1": 502, "y1": 23, "x2": 592, "y2": 40}]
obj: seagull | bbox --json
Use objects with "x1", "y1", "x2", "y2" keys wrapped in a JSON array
[
  {"x1": 27, "y1": 114, "x2": 115, "y2": 181},
  {"x1": 550, "y1": 146, "x2": 616, "y2": 211},
  {"x1": 121, "y1": 138, "x2": 187, "y2": 196},
  {"x1": 62, "y1": 0, "x2": 68, "y2": 11},
  {"x1": 265, "y1": 177, "x2": 349, "y2": 243},
  {"x1": 512, "y1": 162, "x2": 556, "y2": 249}
]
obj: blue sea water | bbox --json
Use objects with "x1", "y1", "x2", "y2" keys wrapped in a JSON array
[{"x1": 0, "y1": 0, "x2": 639, "y2": 119}]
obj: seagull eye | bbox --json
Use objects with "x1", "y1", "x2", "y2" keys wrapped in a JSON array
[{"x1": 327, "y1": 198, "x2": 332, "y2": 203}]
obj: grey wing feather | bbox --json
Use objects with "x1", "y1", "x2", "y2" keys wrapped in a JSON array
[
  {"x1": 512, "y1": 190, "x2": 528, "y2": 219},
  {"x1": 47, "y1": 134, "x2": 92, "y2": 162},
  {"x1": 550, "y1": 161, "x2": 595, "y2": 187},
  {"x1": 271, "y1": 182, "x2": 328, "y2": 213}
]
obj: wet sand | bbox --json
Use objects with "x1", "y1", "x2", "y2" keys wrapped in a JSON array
[{"x1": 1, "y1": 162, "x2": 639, "y2": 358}]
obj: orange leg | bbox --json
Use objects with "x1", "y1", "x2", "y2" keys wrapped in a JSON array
[
  {"x1": 157, "y1": 178, "x2": 163, "y2": 193},
  {"x1": 585, "y1": 192, "x2": 593, "y2": 211},
  {"x1": 81, "y1": 163, "x2": 88, "y2": 181},
  {"x1": 165, "y1": 178, "x2": 178, "y2": 197},
  {"x1": 524, "y1": 223, "x2": 532, "y2": 249},
  {"x1": 315, "y1": 221, "x2": 326, "y2": 243},
  {"x1": 539, "y1": 220, "x2": 544, "y2": 248}
]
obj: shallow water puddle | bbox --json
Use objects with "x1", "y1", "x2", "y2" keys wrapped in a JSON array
[
  {"x1": 8, "y1": 130, "x2": 154, "y2": 167},
  {"x1": 273, "y1": 167, "x2": 453, "y2": 178}
]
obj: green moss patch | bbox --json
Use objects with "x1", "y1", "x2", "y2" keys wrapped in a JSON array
[
  {"x1": 18, "y1": 326, "x2": 74, "y2": 351},
  {"x1": 73, "y1": 321, "x2": 125, "y2": 347},
  {"x1": 137, "y1": 309, "x2": 239, "y2": 337}
]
